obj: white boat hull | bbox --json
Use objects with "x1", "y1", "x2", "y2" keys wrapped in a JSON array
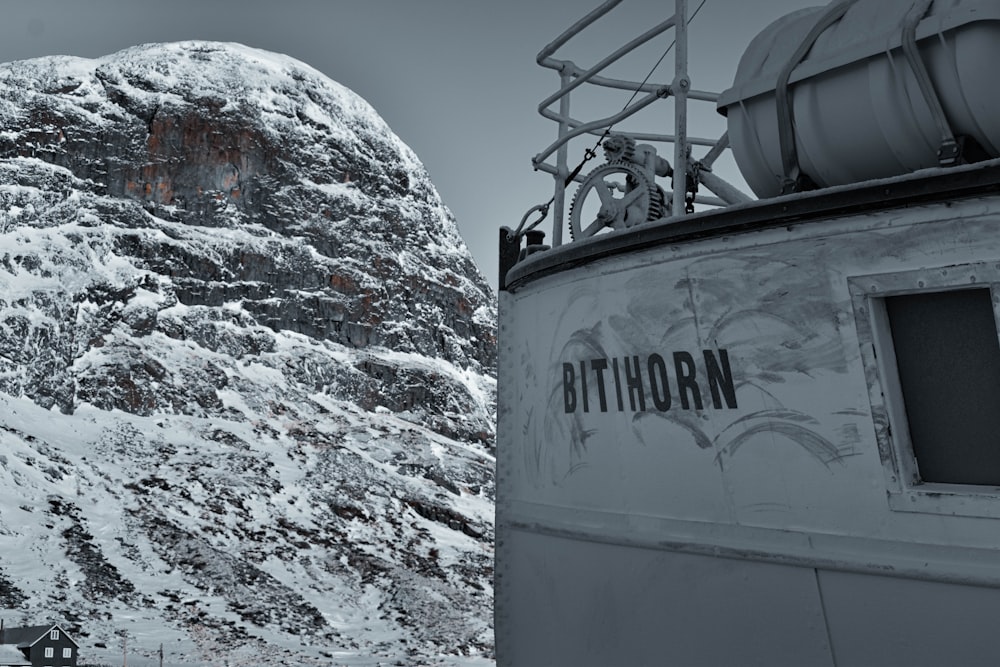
[{"x1": 497, "y1": 166, "x2": 1000, "y2": 665}]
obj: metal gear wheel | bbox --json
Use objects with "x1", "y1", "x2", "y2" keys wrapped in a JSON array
[
  {"x1": 602, "y1": 135, "x2": 637, "y2": 163},
  {"x1": 569, "y1": 161, "x2": 659, "y2": 240}
]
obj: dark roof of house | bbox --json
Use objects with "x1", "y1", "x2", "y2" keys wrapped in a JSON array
[{"x1": 0, "y1": 624, "x2": 78, "y2": 648}]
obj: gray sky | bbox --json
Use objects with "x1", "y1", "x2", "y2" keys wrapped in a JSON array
[{"x1": 0, "y1": 0, "x2": 815, "y2": 290}]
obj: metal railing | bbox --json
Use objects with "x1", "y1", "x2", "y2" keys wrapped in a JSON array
[{"x1": 524, "y1": 0, "x2": 751, "y2": 249}]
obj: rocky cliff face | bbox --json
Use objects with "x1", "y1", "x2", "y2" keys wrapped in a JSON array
[{"x1": 0, "y1": 42, "x2": 495, "y2": 665}]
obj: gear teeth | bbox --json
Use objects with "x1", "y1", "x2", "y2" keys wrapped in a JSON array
[
  {"x1": 602, "y1": 135, "x2": 636, "y2": 164},
  {"x1": 649, "y1": 186, "x2": 667, "y2": 221},
  {"x1": 568, "y1": 160, "x2": 657, "y2": 240}
]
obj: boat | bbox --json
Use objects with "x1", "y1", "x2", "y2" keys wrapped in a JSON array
[{"x1": 496, "y1": 1, "x2": 1000, "y2": 664}]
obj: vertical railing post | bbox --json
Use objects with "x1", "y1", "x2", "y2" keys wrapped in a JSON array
[
  {"x1": 672, "y1": 0, "x2": 689, "y2": 218},
  {"x1": 552, "y1": 69, "x2": 572, "y2": 247}
]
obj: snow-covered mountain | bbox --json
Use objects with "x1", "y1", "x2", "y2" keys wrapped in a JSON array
[{"x1": 0, "y1": 42, "x2": 496, "y2": 666}]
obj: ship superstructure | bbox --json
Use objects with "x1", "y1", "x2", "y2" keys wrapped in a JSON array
[{"x1": 497, "y1": 2, "x2": 1000, "y2": 665}]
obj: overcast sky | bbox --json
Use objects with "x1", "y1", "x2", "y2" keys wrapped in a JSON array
[{"x1": 0, "y1": 0, "x2": 817, "y2": 290}]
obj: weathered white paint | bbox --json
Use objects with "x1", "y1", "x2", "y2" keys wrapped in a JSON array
[
  {"x1": 496, "y1": 191, "x2": 1000, "y2": 666},
  {"x1": 720, "y1": 0, "x2": 1000, "y2": 198}
]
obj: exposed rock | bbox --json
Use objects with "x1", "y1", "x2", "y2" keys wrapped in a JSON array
[{"x1": 0, "y1": 41, "x2": 495, "y2": 665}]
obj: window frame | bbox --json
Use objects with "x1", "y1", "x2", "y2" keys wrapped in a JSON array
[
  {"x1": 63, "y1": 647, "x2": 72, "y2": 658},
  {"x1": 50, "y1": 629, "x2": 59, "y2": 640},
  {"x1": 850, "y1": 263, "x2": 1000, "y2": 518},
  {"x1": 44, "y1": 646, "x2": 54, "y2": 658}
]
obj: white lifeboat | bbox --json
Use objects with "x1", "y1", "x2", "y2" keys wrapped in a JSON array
[{"x1": 718, "y1": 0, "x2": 1000, "y2": 198}]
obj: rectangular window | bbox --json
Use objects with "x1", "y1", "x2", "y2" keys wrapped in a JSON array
[
  {"x1": 884, "y1": 288, "x2": 1000, "y2": 485},
  {"x1": 63, "y1": 647, "x2": 72, "y2": 658},
  {"x1": 50, "y1": 629, "x2": 59, "y2": 640},
  {"x1": 45, "y1": 646, "x2": 54, "y2": 657},
  {"x1": 851, "y1": 265, "x2": 1000, "y2": 517}
]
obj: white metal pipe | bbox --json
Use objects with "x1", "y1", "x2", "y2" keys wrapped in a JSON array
[
  {"x1": 534, "y1": 88, "x2": 669, "y2": 167},
  {"x1": 538, "y1": 17, "x2": 678, "y2": 113},
  {"x1": 552, "y1": 60, "x2": 718, "y2": 100},
  {"x1": 538, "y1": 104, "x2": 719, "y2": 145},
  {"x1": 537, "y1": 0, "x2": 624, "y2": 66},
  {"x1": 699, "y1": 131, "x2": 729, "y2": 170},
  {"x1": 692, "y1": 195, "x2": 728, "y2": 207},
  {"x1": 672, "y1": 0, "x2": 689, "y2": 218},
  {"x1": 698, "y1": 169, "x2": 753, "y2": 204},
  {"x1": 552, "y1": 70, "x2": 572, "y2": 248}
]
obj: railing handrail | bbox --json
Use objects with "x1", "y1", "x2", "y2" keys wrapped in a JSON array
[
  {"x1": 525, "y1": 0, "x2": 750, "y2": 255},
  {"x1": 536, "y1": 16, "x2": 679, "y2": 114},
  {"x1": 533, "y1": 87, "x2": 668, "y2": 168},
  {"x1": 536, "y1": 0, "x2": 624, "y2": 66}
]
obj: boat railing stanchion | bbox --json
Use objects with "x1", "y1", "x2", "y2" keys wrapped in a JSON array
[
  {"x1": 672, "y1": 0, "x2": 689, "y2": 219},
  {"x1": 517, "y1": 0, "x2": 751, "y2": 254},
  {"x1": 551, "y1": 69, "x2": 572, "y2": 248}
]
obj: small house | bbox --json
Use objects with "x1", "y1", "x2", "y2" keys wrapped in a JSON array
[{"x1": 0, "y1": 625, "x2": 77, "y2": 667}]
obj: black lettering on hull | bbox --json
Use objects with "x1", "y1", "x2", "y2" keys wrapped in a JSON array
[
  {"x1": 648, "y1": 354, "x2": 671, "y2": 411},
  {"x1": 673, "y1": 351, "x2": 703, "y2": 410},
  {"x1": 562, "y1": 363, "x2": 576, "y2": 413},
  {"x1": 624, "y1": 355, "x2": 646, "y2": 412},
  {"x1": 561, "y1": 349, "x2": 738, "y2": 414},
  {"x1": 704, "y1": 349, "x2": 738, "y2": 409},
  {"x1": 592, "y1": 358, "x2": 609, "y2": 412}
]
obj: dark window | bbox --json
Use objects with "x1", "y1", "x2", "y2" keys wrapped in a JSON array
[{"x1": 885, "y1": 288, "x2": 1000, "y2": 485}]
